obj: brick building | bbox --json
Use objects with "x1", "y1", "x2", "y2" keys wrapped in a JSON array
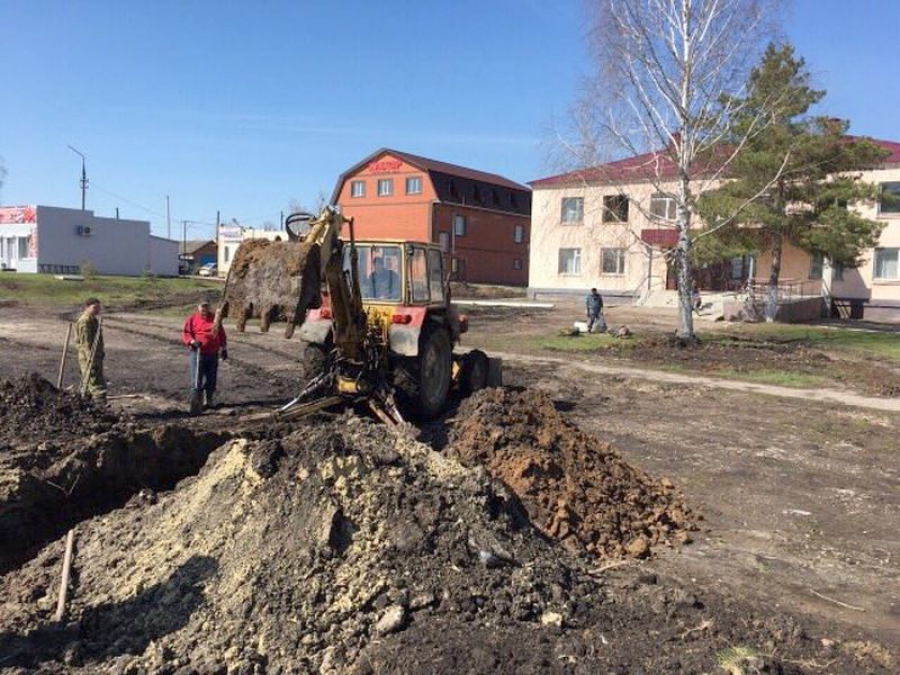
[{"x1": 331, "y1": 149, "x2": 531, "y2": 285}]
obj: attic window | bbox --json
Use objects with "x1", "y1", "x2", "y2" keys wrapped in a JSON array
[
  {"x1": 472, "y1": 185, "x2": 482, "y2": 204},
  {"x1": 509, "y1": 191, "x2": 518, "y2": 208},
  {"x1": 448, "y1": 179, "x2": 459, "y2": 199},
  {"x1": 491, "y1": 189, "x2": 500, "y2": 207}
]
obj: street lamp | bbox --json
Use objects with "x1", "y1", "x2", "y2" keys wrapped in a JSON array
[{"x1": 66, "y1": 145, "x2": 88, "y2": 210}]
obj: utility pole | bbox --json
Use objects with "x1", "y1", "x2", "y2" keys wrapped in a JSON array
[
  {"x1": 182, "y1": 220, "x2": 187, "y2": 275},
  {"x1": 166, "y1": 195, "x2": 171, "y2": 239},
  {"x1": 216, "y1": 210, "x2": 221, "y2": 244},
  {"x1": 66, "y1": 145, "x2": 88, "y2": 210},
  {"x1": 280, "y1": 211, "x2": 284, "y2": 230}
]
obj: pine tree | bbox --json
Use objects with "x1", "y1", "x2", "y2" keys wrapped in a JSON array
[{"x1": 696, "y1": 44, "x2": 889, "y2": 320}]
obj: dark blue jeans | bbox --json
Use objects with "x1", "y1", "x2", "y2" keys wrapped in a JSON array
[{"x1": 190, "y1": 351, "x2": 219, "y2": 397}]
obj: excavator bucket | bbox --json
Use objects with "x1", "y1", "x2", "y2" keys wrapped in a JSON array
[{"x1": 214, "y1": 207, "x2": 347, "y2": 339}]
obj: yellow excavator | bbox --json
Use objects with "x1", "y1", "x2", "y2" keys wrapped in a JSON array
[{"x1": 214, "y1": 206, "x2": 498, "y2": 424}]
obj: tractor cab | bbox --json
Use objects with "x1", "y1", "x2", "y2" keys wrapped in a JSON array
[{"x1": 347, "y1": 241, "x2": 448, "y2": 308}]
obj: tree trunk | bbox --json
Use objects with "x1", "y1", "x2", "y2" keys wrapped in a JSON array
[
  {"x1": 676, "y1": 198, "x2": 695, "y2": 340},
  {"x1": 765, "y1": 236, "x2": 783, "y2": 322}
]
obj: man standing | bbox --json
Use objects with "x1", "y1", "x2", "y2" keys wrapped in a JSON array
[
  {"x1": 74, "y1": 297, "x2": 107, "y2": 403},
  {"x1": 585, "y1": 288, "x2": 605, "y2": 333},
  {"x1": 182, "y1": 299, "x2": 227, "y2": 411}
]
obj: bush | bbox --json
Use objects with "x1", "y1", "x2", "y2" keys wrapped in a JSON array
[{"x1": 80, "y1": 260, "x2": 98, "y2": 279}]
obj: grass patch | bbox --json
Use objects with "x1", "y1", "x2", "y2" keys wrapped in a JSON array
[
  {"x1": 713, "y1": 368, "x2": 829, "y2": 388},
  {"x1": 532, "y1": 332, "x2": 639, "y2": 353},
  {"x1": 717, "y1": 646, "x2": 762, "y2": 675},
  {"x1": 0, "y1": 273, "x2": 221, "y2": 311},
  {"x1": 719, "y1": 323, "x2": 900, "y2": 361}
]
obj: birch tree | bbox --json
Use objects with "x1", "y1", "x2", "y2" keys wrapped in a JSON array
[{"x1": 571, "y1": 0, "x2": 781, "y2": 340}]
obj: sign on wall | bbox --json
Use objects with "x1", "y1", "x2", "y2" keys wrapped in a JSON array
[
  {"x1": 366, "y1": 158, "x2": 403, "y2": 174},
  {"x1": 0, "y1": 206, "x2": 37, "y2": 224}
]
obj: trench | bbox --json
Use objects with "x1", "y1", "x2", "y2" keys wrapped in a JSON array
[{"x1": 0, "y1": 425, "x2": 229, "y2": 574}]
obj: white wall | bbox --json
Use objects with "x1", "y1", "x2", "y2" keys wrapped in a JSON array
[
  {"x1": 36, "y1": 206, "x2": 152, "y2": 275},
  {"x1": 148, "y1": 236, "x2": 179, "y2": 276}
]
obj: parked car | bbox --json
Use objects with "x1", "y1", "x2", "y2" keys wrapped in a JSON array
[{"x1": 198, "y1": 262, "x2": 218, "y2": 277}]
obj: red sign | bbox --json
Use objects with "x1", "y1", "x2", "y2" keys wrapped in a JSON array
[
  {"x1": 641, "y1": 228, "x2": 678, "y2": 247},
  {"x1": 367, "y1": 158, "x2": 403, "y2": 174},
  {"x1": 0, "y1": 206, "x2": 37, "y2": 224}
]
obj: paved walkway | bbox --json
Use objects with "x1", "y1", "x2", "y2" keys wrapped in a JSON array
[{"x1": 489, "y1": 350, "x2": 900, "y2": 413}]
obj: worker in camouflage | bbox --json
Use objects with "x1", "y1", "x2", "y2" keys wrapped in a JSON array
[{"x1": 74, "y1": 297, "x2": 107, "y2": 403}]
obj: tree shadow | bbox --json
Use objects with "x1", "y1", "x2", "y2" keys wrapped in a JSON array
[{"x1": 0, "y1": 554, "x2": 217, "y2": 669}]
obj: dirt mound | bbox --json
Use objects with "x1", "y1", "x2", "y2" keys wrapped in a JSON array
[
  {"x1": 0, "y1": 414, "x2": 889, "y2": 674},
  {"x1": 0, "y1": 374, "x2": 118, "y2": 450},
  {"x1": 447, "y1": 388, "x2": 696, "y2": 560}
]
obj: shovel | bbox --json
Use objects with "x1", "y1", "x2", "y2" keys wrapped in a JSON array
[{"x1": 189, "y1": 348, "x2": 203, "y2": 416}]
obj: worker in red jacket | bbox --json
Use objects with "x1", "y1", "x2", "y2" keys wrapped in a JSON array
[{"x1": 182, "y1": 299, "x2": 228, "y2": 409}]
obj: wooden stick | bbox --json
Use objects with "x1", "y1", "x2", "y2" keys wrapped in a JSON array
[
  {"x1": 56, "y1": 323, "x2": 73, "y2": 389},
  {"x1": 809, "y1": 589, "x2": 866, "y2": 612},
  {"x1": 54, "y1": 529, "x2": 76, "y2": 622}
]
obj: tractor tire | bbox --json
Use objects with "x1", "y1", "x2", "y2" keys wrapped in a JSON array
[
  {"x1": 300, "y1": 342, "x2": 329, "y2": 383},
  {"x1": 459, "y1": 349, "x2": 489, "y2": 396},
  {"x1": 395, "y1": 326, "x2": 452, "y2": 419}
]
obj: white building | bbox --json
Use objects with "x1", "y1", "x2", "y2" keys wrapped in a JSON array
[
  {"x1": 217, "y1": 225, "x2": 288, "y2": 277},
  {"x1": 0, "y1": 205, "x2": 178, "y2": 276}
]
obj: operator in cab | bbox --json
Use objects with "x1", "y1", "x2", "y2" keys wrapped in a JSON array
[{"x1": 369, "y1": 256, "x2": 399, "y2": 300}]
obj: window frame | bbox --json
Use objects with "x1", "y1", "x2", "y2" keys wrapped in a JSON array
[
  {"x1": 809, "y1": 253, "x2": 824, "y2": 280},
  {"x1": 558, "y1": 247, "x2": 583, "y2": 275},
  {"x1": 874, "y1": 247, "x2": 900, "y2": 280},
  {"x1": 438, "y1": 232, "x2": 451, "y2": 253},
  {"x1": 879, "y1": 182, "x2": 900, "y2": 215},
  {"x1": 377, "y1": 178, "x2": 394, "y2": 197},
  {"x1": 453, "y1": 214, "x2": 466, "y2": 237},
  {"x1": 350, "y1": 180, "x2": 366, "y2": 198},
  {"x1": 405, "y1": 176, "x2": 422, "y2": 195},
  {"x1": 600, "y1": 248, "x2": 627, "y2": 276},
  {"x1": 650, "y1": 193, "x2": 677, "y2": 221},
  {"x1": 602, "y1": 195, "x2": 629, "y2": 223},
  {"x1": 513, "y1": 223, "x2": 525, "y2": 243},
  {"x1": 560, "y1": 197, "x2": 584, "y2": 225}
]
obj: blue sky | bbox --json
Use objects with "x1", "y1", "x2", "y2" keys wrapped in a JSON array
[{"x1": 1, "y1": 1, "x2": 897, "y2": 240}]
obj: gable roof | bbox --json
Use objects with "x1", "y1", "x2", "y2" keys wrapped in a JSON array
[
  {"x1": 530, "y1": 137, "x2": 900, "y2": 189},
  {"x1": 179, "y1": 239, "x2": 216, "y2": 255},
  {"x1": 330, "y1": 148, "x2": 531, "y2": 214}
]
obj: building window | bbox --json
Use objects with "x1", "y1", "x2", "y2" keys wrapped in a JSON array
[
  {"x1": 514, "y1": 223, "x2": 525, "y2": 243},
  {"x1": 451, "y1": 257, "x2": 466, "y2": 279},
  {"x1": 833, "y1": 263, "x2": 845, "y2": 281},
  {"x1": 650, "y1": 193, "x2": 677, "y2": 220},
  {"x1": 874, "y1": 248, "x2": 899, "y2": 280},
  {"x1": 351, "y1": 180, "x2": 366, "y2": 198},
  {"x1": 439, "y1": 232, "x2": 450, "y2": 253},
  {"x1": 448, "y1": 179, "x2": 459, "y2": 199},
  {"x1": 453, "y1": 215, "x2": 466, "y2": 237},
  {"x1": 561, "y1": 197, "x2": 584, "y2": 224},
  {"x1": 601, "y1": 248, "x2": 626, "y2": 275},
  {"x1": 513, "y1": 258, "x2": 523, "y2": 270},
  {"x1": 879, "y1": 182, "x2": 900, "y2": 214},
  {"x1": 223, "y1": 246, "x2": 230, "y2": 262},
  {"x1": 377, "y1": 179, "x2": 393, "y2": 197},
  {"x1": 491, "y1": 189, "x2": 500, "y2": 207},
  {"x1": 405, "y1": 176, "x2": 422, "y2": 195},
  {"x1": 18, "y1": 238, "x2": 28, "y2": 259},
  {"x1": 509, "y1": 191, "x2": 518, "y2": 208},
  {"x1": 809, "y1": 253, "x2": 824, "y2": 280},
  {"x1": 558, "y1": 248, "x2": 582, "y2": 275},
  {"x1": 602, "y1": 195, "x2": 629, "y2": 222}
]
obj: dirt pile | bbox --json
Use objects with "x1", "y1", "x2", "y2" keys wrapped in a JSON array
[
  {"x1": 0, "y1": 374, "x2": 119, "y2": 451},
  {"x1": 0, "y1": 413, "x2": 890, "y2": 674},
  {"x1": 447, "y1": 388, "x2": 696, "y2": 560}
]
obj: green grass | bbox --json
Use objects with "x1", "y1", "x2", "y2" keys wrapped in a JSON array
[
  {"x1": 716, "y1": 323, "x2": 900, "y2": 361},
  {"x1": 713, "y1": 368, "x2": 829, "y2": 388},
  {"x1": 0, "y1": 273, "x2": 221, "y2": 311},
  {"x1": 531, "y1": 332, "x2": 639, "y2": 353}
]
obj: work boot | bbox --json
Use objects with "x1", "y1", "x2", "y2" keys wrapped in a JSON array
[{"x1": 204, "y1": 391, "x2": 214, "y2": 409}]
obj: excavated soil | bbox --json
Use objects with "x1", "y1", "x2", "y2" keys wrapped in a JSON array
[
  {"x1": 0, "y1": 375, "x2": 228, "y2": 574},
  {"x1": 0, "y1": 414, "x2": 891, "y2": 674},
  {"x1": 0, "y1": 374, "x2": 119, "y2": 449},
  {"x1": 447, "y1": 388, "x2": 696, "y2": 560}
]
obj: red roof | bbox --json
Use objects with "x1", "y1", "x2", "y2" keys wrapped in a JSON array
[{"x1": 530, "y1": 137, "x2": 900, "y2": 189}]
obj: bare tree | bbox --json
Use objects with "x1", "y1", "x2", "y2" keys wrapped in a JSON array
[{"x1": 567, "y1": 0, "x2": 782, "y2": 339}]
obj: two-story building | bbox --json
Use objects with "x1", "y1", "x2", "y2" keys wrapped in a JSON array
[
  {"x1": 528, "y1": 137, "x2": 900, "y2": 319},
  {"x1": 331, "y1": 149, "x2": 532, "y2": 286}
]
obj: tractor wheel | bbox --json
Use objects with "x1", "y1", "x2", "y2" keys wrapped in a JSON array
[
  {"x1": 395, "y1": 326, "x2": 452, "y2": 419},
  {"x1": 459, "y1": 349, "x2": 489, "y2": 396},
  {"x1": 300, "y1": 342, "x2": 329, "y2": 383}
]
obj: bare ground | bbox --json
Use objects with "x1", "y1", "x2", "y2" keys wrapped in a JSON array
[{"x1": 0, "y1": 302, "x2": 898, "y2": 670}]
